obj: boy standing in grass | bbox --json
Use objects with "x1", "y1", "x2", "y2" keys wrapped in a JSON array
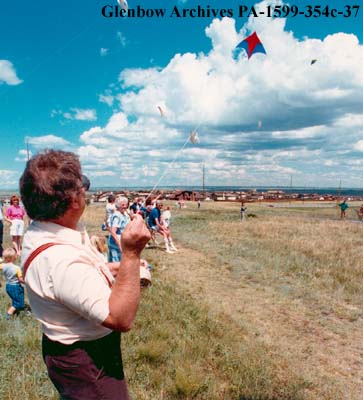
[
  {"x1": 1, "y1": 247, "x2": 25, "y2": 319},
  {"x1": 338, "y1": 199, "x2": 349, "y2": 219}
]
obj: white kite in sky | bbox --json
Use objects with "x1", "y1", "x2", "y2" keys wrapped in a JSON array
[
  {"x1": 157, "y1": 106, "x2": 165, "y2": 117},
  {"x1": 189, "y1": 130, "x2": 199, "y2": 144},
  {"x1": 117, "y1": 0, "x2": 128, "y2": 11}
]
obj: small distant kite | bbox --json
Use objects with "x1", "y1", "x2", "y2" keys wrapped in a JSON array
[
  {"x1": 117, "y1": 0, "x2": 128, "y2": 11},
  {"x1": 235, "y1": 32, "x2": 266, "y2": 59},
  {"x1": 157, "y1": 106, "x2": 165, "y2": 117},
  {"x1": 311, "y1": 59, "x2": 317, "y2": 65},
  {"x1": 189, "y1": 131, "x2": 199, "y2": 144}
]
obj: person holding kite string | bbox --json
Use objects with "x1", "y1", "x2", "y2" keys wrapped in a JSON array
[
  {"x1": 148, "y1": 200, "x2": 176, "y2": 253},
  {"x1": 20, "y1": 150, "x2": 150, "y2": 400}
]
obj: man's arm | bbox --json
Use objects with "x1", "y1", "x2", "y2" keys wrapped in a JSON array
[{"x1": 103, "y1": 215, "x2": 150, "y2": 332}]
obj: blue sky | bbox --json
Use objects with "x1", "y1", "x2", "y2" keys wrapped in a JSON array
[{"x1": 1, "y1": 0, "x2": 363, "y2": 189}]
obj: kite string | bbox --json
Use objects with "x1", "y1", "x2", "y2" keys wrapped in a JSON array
[
  {"x1": 145, "y1": 135, "x2": 191, "y2": 203},
  {"x1": 144, "y1": 111, "x2": 205, "y2": 203}
]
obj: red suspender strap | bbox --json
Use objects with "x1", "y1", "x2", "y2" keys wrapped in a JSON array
[
  {"x1": 23, "y1": 243, "x2": 61, "y2": 278},
  {"x1": 23, "y1": 242, "x2": 113, "y2": 288},
  {"x1": 102, "y1": 271, "x2": 113, "y2": 288}
]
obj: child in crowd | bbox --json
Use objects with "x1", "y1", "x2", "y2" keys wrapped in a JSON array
[
  {"x1": 161, "y1": 206, "x2": 178, "y2": 252},
  {"x1": 90, "y1": 235, "x2": 108, "y2": 262},
  {"x1": 90, "y1": 234, "x2": 152, "y2": 288},
  {"x1": 1, "y1": 247, "x2": 25, "y2": 319}
]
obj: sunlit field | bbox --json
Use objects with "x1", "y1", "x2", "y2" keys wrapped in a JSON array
[{"x1": 1, "y1": 200, "x2": 362, "y2": 399}]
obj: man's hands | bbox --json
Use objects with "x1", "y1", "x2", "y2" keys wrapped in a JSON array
[{"x1": 121, "y1": 214, "x2": 150, "y2": 256}]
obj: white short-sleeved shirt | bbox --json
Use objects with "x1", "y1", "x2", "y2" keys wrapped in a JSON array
[
  {"x1": 161, "y1": 210, "x2": 171, "y2": 228},
  {"x1": 21, "y1": 221, "x2": 115, "y2": 344},
  {"x1": 105, "y1": 203, "x2": 116, "y2": 225}
]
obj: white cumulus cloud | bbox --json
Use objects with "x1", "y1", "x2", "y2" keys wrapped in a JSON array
[
  {"x1": 0, "y1": 60, "x2": 22, "y2": 85},
  {"x1": 26, "y1": 135, "x2": 70, "y2": 149},
  {"x1": 74, "y1": 1, "x2": 363, "y2": 187}
]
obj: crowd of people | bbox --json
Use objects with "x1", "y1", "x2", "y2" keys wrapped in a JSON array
[{"x1": 103, "y1": 193, "x2": 178, "y2": 258}]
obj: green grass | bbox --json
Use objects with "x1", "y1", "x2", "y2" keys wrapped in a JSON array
[{"x1": 124, "y1": 279, "x2": 307, "y2": 399}]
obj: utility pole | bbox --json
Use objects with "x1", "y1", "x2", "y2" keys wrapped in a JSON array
[
  {"x1": 202, "y1": 164, "x2": 205, "y2": 194},
  {"x1": 26, "y1": 140, "x2": 30, "y2": 161},
  {"x1": 338, "y1": 179, "x2": 342, "y2": 198}
]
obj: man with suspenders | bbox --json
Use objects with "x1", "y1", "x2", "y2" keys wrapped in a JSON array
[{"x1": 20, "y1": 149, "x2": 150, "y2": 399}]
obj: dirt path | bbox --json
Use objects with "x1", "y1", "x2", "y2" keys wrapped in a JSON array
[{"x1": 159, "y1": 246, "x2": 363, "y2": 400}]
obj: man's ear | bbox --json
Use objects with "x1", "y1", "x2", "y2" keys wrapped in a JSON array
[{"x1": 69, "y1": 192, "x2": 82, "y2": 210}]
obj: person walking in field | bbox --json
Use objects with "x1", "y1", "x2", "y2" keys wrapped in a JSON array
[
  {"x1": 240, "y1": 202, "x2": 247, "y2": 222},
  {"x1": 338, "y1": 199, "x2": 349, "y2": 220},
  {"x1": 20, "y1": 149, "x2": 150, "y2": 400}
]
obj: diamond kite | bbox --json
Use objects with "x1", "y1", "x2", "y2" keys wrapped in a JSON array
[{"x1": 236, "y1": 32, "x2": 266, "y2": 59}]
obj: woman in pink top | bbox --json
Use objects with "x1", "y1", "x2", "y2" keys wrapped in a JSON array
[{"x1": 4, "y1": 195, "x2": 26, "y2": 256}]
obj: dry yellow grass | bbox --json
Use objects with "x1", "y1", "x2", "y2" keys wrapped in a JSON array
[{"x1": 165, "y1": 200, "x2": 363, "y2": 399}]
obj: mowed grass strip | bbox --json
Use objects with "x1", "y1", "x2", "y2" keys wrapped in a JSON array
[{"x1": 124, "y1": 278, "x2": 308, "y2": 399}]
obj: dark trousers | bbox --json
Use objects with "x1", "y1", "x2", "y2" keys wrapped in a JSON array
[
  {"x1": 42, "y1": 332, "x2": 130, "y2": 400},
  {"x1": 0, "y1": 220, "x2": 3, "y2": 257}
]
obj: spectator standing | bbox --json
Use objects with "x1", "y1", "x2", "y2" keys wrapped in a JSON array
[
  {"x1": 1, "y1": 247, "x2": 25, "y2": 319},
  {"x1": 108, "y1": 196, "x2": 130, "y2": 262},
  {"x1": 0, "y1": 200, "x2": 4, "y2": 260},
  {"x1": 338, "y1": 199, "x2": 348, "y2": 220},
  {"x1": 129, "y1": 197, "x2": 141, "y2": 219},
  {"x1": 148, "y1": 201, "x2": 176, "y2": 253},
  {"x1": 359, "y1": 203, "x2": 363, "y2": 221},
  {"x1": 104, "y1": 194, "x2": 116, "y2": 230},
  {"x1": 240, "y1": 203, "x2": 247, "y2": 222},
  {"x1": 4, "y1": 195, "x2": 26, "y2": 255},
  {"x1": 161, "y1": 206, "x2": 178, "y2": 252}
]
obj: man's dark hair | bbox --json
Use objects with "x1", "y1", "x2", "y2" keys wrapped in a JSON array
[{"x1": 20, "y1": 149, "x2": 83, "y2": 220}]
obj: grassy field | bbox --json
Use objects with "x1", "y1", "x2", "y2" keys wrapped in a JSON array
[{"x1": 1, "y1": 201, "x2": 362, "y2": 399}]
